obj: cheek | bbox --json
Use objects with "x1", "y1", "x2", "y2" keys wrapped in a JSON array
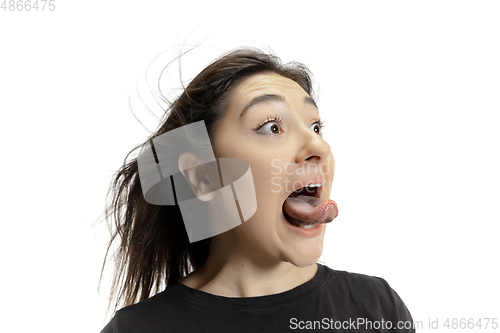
[
  {"x1": 246, "y1": 159, "x2": 286, "y2": 220},
  {"x1": 251, "y1": 158, "x2": 286, "y2": 199}
]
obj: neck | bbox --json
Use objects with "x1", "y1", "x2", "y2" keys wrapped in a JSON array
[{"x1": 180, "y1": 233, "x2": 318, "y2": 297}]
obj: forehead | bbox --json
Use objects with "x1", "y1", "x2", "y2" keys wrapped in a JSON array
[{"x1": 229, "y1": 72, "x2": 310, "y2": 106}]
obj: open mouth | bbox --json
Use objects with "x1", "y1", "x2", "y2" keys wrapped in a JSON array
[
  {"x1": 283, "y1": 184, "x2": 323, "y2": 229},
  {"x1": 289, "y1": 183, "x2": 323, "y2": 199},
  {"x1": 282, "y1": 183, "x2": 339, "y2": 229}
]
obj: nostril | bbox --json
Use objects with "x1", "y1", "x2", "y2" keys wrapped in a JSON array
[{"x1": 305, "y1": 155, "x2": 320, "y2": 162}]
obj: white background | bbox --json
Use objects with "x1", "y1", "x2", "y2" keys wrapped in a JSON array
[{"x1": 1, "y1": 1, "x2": 499, "y2": 332}]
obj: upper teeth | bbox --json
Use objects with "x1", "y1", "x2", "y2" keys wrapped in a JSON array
[{"x1": 305, "y1": 183, "x2": 322, "y2": 188}]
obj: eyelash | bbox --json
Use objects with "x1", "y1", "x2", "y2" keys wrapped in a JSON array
[
  {"x1": 253, "y1": 116, "x2": 325, "y2": 135},
  {"x1": 254, "y1": 115, "x2": 284, "y2": 133},
  {"x1": 312, "y1": 120, "x2": 326, "y2": 135}
]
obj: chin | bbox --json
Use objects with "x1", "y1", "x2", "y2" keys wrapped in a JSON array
[{"x1": 281, "y1": 235, "x2": 325, "y2": 268}]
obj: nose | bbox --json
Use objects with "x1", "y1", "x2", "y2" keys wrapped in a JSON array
[{"x1": 294, "y1": 127, "x2": 332, "y2": 165}]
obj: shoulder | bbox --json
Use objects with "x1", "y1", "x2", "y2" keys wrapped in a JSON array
[
  {"x1": 323, "y1": 265, "x2": 395, "y2": 293},
  {"x1": 101, "y1": 285, "x2": 182, "y2": 333},
  {"x1": 326, "y1": 266, "x2": 394, "y2": 294},
  {"x1": 321, "y1": 265, "x2": 414, "y2": 324}
]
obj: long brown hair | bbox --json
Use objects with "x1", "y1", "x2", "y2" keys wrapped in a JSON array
[{"x1": 100, "y1": 47, "x2": 315, "y2": 313}]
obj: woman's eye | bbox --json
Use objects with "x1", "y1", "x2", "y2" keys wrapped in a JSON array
[
  {"x1": 259, "y1": 121, "x2": 282, "y2": 135},
  {"x1": 310, "y1": 122, "x2": 322, "y2": 135}
]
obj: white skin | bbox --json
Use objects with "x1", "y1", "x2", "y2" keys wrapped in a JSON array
[{"x1": 180, "y1": 72, "x2": 335, "y2": 297}]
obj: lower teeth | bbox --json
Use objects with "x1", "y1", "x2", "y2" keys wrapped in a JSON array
[
  {"x1": 285, "y1": 213, "x2": 320, "y2": 229},
  {"x1": 299, "y1": 222, "x2": 319, "y2": 229}
]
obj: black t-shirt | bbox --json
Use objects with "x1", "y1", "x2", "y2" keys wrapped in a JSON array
[{"x1": 101, "y1": 264, "x2": 415, "y2": 332}]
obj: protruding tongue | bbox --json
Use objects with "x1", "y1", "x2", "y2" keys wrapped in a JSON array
[{"x1": 283, "y1": 195, "x2": 338, "y2": 224}]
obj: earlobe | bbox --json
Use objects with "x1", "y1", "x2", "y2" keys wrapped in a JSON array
[{"x1": 178, "y1": 153, "x2": 217, "y2": 201}]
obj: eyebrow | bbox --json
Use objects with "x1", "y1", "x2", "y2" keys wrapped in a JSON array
[{"x1": 240, "y1": 94, "x2": 318, "y2": 117}]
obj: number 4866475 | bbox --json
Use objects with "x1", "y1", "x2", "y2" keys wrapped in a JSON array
[{"x1": 1, "y1": 0, "x2": 56, "y2": 11}]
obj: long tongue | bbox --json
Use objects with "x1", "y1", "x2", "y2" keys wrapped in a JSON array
[{"x1": 283, "y1": 196, "x2": 338, "y2": 224}]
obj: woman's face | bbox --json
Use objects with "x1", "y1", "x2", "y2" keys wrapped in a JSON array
[{"x1": 213, "y1": 72, "x2": 335, "y2": 267}]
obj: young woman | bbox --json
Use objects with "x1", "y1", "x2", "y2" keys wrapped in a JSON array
[{"x1": 100, "y1": 48, "x2": 414, "y2": 332}]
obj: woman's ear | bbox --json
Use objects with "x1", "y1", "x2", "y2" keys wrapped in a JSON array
[{"x1": 178, "y1": 153, "x2": 217, "y2": 201}]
